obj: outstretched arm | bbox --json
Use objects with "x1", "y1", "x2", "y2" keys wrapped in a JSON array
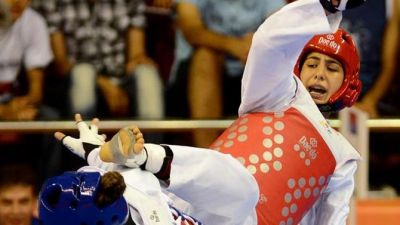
[{"x1": 239, "y1": 0, "x2": 343, "y2": 115}]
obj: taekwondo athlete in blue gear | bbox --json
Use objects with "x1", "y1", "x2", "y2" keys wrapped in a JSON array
[
  {"x1": 39, "y1": 171, "x2": 129, "y2": 225},
  {"x1": 53, "y1": 113, "x2": 258, "y2": 225}
]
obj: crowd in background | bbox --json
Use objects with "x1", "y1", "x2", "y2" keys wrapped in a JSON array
[{"x1": 0, "y1": 0, "x2": 400, "y2": 224}]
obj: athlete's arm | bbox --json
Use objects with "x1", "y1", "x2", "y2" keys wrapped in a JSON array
[{"x1": 239, "y1": 0, "x2": 342, "y2": 115}]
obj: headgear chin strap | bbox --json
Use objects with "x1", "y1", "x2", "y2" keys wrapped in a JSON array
[
  {"x1": 320, "y1": 0, "x2": 367, "y2": 13},
  {"x1": 294, "y1": 28, "x2": 362, "y2": 112}
]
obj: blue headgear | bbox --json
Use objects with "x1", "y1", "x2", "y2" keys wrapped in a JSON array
[{"x1": 39, "y1": 171, "x2": 129, "y2": 225}]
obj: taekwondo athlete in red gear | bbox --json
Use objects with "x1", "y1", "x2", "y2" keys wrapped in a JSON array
[{"x1": 211, "y1": 0, "x2": 365, "y2": 224}]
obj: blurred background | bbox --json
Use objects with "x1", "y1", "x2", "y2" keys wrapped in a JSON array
[{"x1": 0, "y1": 0, "x2": 399, "y2": 224}]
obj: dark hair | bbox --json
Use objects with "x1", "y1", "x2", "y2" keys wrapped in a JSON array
[
  {"x1": 95, "y1": 171, "x2": 126, "y2": 208},
  {"x1": 0, "y1": 164, "x2": 38, "y2": 194}
]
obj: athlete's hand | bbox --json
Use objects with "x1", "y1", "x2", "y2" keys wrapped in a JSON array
[{"x1": 54, "y1": 114, "x2": 106, "y2": 160}]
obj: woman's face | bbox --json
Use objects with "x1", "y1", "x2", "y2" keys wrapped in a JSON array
[
  {"x1": 300, "y1": 52, "x2": 344, "y2": 105},
  {"x1": 4, "y1": 0, "x2": 29, "y2": 22}
]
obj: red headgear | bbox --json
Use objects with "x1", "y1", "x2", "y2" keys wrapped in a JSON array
[{"x1": 293, "y1": 28, "x2": 362, "y2": 112}]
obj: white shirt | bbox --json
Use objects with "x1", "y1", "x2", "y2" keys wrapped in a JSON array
[{"x1": 0, "y1": 8, "x2": 53, "y2": 83}]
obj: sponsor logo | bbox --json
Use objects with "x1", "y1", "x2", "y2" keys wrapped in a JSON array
[
  {"x1": 318, "y1": 37, "x2": 338, "y2": 50},
  {"x1": 298, "y1": 136, "x2": 317, "y2": 160},
  {"x1": 150, "y1": 210, "x2": 160, "y2": 222}
]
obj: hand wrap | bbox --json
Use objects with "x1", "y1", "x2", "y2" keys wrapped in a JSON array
[{"x1": 60, "y1": 120, "x2": 105, "y2": 160}]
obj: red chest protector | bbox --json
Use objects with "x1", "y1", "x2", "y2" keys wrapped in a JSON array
[{"x1": 211, "y1": 108, "x2": 336, "y2": 225}]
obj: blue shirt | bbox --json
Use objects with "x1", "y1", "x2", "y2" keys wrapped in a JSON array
[
  {"x1": 342, "y1": 0, "x2": 388, "y2": 97},
  {"x1": 171, "y1": 0, "x2": 285, "y2": 81}
]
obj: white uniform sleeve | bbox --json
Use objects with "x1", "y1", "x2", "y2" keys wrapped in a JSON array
[
  {"x1": 299, "y1": 160, "x2": 358, "y2": 225},
  {"x1": 239, "y1": 0, "x2": 342, "y2": 115},
  {"x1": 21, "y1": 8, "x2": 53, "y2": 69},
  {"x1": 165, "y1": 145, "x2": 259, "y2": 225}
]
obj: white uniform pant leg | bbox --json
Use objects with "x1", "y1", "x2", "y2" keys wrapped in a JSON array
[{"x1": 166, "y1": 145, "x2": 259, "y2": 225}]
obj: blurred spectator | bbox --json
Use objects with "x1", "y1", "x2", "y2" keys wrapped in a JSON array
[
  {"x1": 342, "y1": 0, "x2": 394, "y2": 118},
  {"x1": 144, "y1": 0, "x2": 175, "y2": 82},
  {"x1": 0, "y1": 0, "x2": 62, "y2": 180},
  {"x1": 38, "y1": 0, "x2": 164, "y2": 120},
  {"x1": 0, "y1": 164, "x2": 39, "y2": 225},
  {"x1": 0, "y1": 0, "x2": 55, "y2": 122},
  {"x1": 167, "y1": 0, "x2": 286, "y2": 147},
  {"x1": 343, "y1": 0, "x2": 400, "y2": 193},
  {"x1": 374, "y1": 0, "x2": 400, "y2": 117},
  {"x1": 148, "y1": 0, "x2": 173, "y2": 9}
]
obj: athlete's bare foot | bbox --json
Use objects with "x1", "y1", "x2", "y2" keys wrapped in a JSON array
[{"x1": 100, "y1": 126, "x2": 145, "y2": 164}]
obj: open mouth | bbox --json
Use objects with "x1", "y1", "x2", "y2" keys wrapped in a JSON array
[{"x1": 308, "y1": 85, "x2": 327, "y2": 100}]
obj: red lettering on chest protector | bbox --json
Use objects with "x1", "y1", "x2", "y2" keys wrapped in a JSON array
[{"x1": 211, "y1": 108, "x2": 336, "y2": 225}]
